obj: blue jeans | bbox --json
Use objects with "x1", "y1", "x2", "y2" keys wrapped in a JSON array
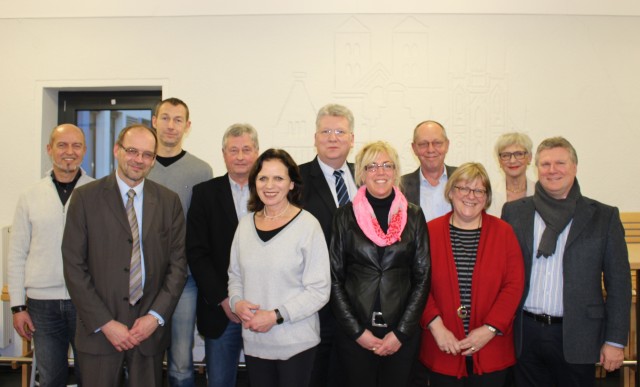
[
  {"x1": 204, "y1": 321, "x2": 242, "y2": 387},
  {"x1": 27, "y1": 298, "x2": 81, "y2": 387},
  {"x1": 168, "y1": 275, "x2": 197, "y2": 387}
]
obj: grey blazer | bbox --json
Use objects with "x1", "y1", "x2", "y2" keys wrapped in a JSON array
[
  {"x1": 502, "y1": 195, "x2": 631, "y2": 363},
  {"x1": 62, "y1": 173, "x2": 187, "y2": 356},
  {"x1": 400, "y1": 165, "x2": 457, "y2": 207}
]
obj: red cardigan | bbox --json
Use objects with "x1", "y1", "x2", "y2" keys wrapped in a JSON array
[{"x1": 419, "y1": 211, "x2": 524, "y2": 378}]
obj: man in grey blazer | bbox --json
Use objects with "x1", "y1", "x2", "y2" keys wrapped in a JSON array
[
  {"x1": 502, "y1": 137, "x2": 630, "y2": 387},
  {"x1": 62, "y1": 124, "x2": 187, "y2": 387},
  {"x1": 299, "y1": 103, "x2": 356, "y2": 387},
  {"x1": 400, "y1": 120, "x2": 456, "y2": 222}
]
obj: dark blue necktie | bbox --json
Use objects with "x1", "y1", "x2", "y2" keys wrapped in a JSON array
[{"x1": 333, "y1": 170, "x2": 350, "y2": 207}]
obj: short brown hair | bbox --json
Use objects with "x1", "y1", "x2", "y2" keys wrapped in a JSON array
[{"x1": 444, "y1": 162, "x2": 493, "y2": 210}]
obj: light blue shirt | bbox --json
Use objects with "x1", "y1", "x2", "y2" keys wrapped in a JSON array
[
  {"x1": 524, "y1": 212, "x2": 570, "y2": 317},
  {"x1": 317, "y1": 158, "x2": 357, "y2": 206},
  {"x1": 419, "y1": 167, "x2": 451, "y2": 222},
  {"x1": 229, "y1": 176, "x2": 250, "y2": 220},
  {"x1": 114, "y1": 174, "x2": 164, "y2": 325}
]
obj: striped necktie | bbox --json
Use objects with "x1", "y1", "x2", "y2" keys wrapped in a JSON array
[
  {"x1": 333, "y1": 170, "x2": 350, "y2": 207},
  {"x1": 126, "y1": 189, "x2": 143, "y2": 305}
]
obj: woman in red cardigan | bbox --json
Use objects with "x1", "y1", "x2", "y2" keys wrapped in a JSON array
[{"x1": 420, "y1": 162, "x2": 524, "y2": 386}]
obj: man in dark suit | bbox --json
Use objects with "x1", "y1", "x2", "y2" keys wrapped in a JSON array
[
  {"x1": 299, "y1": 103, "x2": 356, "y2": 386},
  {"x1": 401, "y1": 120, "x2": 456, "y2": 222},
  {"x1": 502, "y1": 137, "x2": 630, "y2": 387},
  {"x1": 62, "y1": 124, "x2": 187, "y2": 387},
  {"x1": 187, "y1": 123, "x2": 259, "y2": 387}
]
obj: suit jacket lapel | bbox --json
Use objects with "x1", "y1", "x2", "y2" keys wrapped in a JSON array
[
  {"x1": 104, "y1": 174, "x2": 131, "y2": 235},
  {"x1": 566, "y1": 197, "x2": 594, "y2": 249},
  {"x1": 310, "y1": 157, "x2": 339, "y2": 213},
  {"x1": 141, "y1": 180, "x2": 157, "y2": 243},
  {"x1": 520, "y1": 200, "x2": 536, "y2": 261},
  {"x1": 219, "y1": 174, "x2": 240, "y2": 226}
]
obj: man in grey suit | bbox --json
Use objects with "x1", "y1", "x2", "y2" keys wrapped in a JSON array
[
  {"x1": 400, "y1": 120, "x2": 456, "y2": 222},
  {"x1": 62, "y1": 124, "x2": 187, "y2": 387},
  {"x1": 299, "y1": 103, "x2": 356, "y2": 386},
  {"x1": 502, "y1": 136, "x2": 630, "y2": 387}
]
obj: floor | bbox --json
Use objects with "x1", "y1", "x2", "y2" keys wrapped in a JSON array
[
  {"x1": 0, "y1": 365, "x2": 626, "y2": 386},
  {"x1": 0, "y1": 365, "x2": 250, "y2": 386}
]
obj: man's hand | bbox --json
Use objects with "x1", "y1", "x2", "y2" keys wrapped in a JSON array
[
  {"x1": 13, "y1": 311, "x2": 35, "y2": 340},
  {"x1": 101, "y1": 320, "x2": 140, "y2": 352},
  {"x1": 235, "y1": 300, "x2": 260, "y2": 323},
  {"x1": 221, "y1": 297, "x2": 241, "y2": 323},
  {"x1": 600, "y1": 343, "x2": 625, "y2": 372},
  {"x1": 130, "y1": 315, "x2": 160, "y2": 342}
]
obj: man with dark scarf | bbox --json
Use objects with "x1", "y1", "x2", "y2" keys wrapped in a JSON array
[{"x1": 502, "y1": 136, "x2": 630, "y2": 387}]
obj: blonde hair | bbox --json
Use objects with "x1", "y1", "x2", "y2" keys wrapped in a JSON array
[{"x1": 354, "y1": 141, "x2": 401, "y2": 187}]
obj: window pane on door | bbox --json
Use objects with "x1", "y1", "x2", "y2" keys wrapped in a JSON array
[{"x1": 77, "y1": 110, "x2": 152, "y2": 178}]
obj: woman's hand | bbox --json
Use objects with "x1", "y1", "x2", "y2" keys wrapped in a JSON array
[
  {"x1": 356, "y1": 329, "x2": 384, "y2": 352},
  {"x1": 374, "y1": 331, "x2": 402, "y2": 357},
  {"x1": 245, "y1": 310, "x2": 277, "y2": 333},
  {"x1": 428, "y1": 316, "x2": 462, "y2": 355},
  {"x1": 459, "y1": 325, "x2": 497, "y2": 356},
  {"x1": 235, "y1": 300, "x2": 259, "y2": 325}
]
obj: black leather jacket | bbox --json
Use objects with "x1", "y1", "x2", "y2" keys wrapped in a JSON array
[{"x1": 330, "y1": 201, "x2": 430, "y2": 340}]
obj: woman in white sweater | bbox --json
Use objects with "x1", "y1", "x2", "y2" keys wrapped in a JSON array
[
  {"x1": 488, "y1": 132, "x2": 535, "y2": 216},
  {"x1": 228, "y1": 148, "x2": 331, "y2": 387}
]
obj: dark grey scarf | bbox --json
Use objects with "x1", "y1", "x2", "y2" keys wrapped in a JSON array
[{"x1": 532, "y1": 179, "x2": 581, "y2": 258}]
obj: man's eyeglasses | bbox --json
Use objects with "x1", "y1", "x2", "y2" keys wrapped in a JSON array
[
  {"x1": 364, "y1": 162, "x2": 395, "y2": 173},
  {"x1": 416, "y1": 140, "x2": 446, "y2": 150},
  {"x1": 498, "y1": 151, "x2": 528, "y2": 161},
  {"x1": 119, "y1": 144, "x2": 155, "y2": 161},
  {"x1": 317, "y1": 129, "x2": 350, "y2": 138},
  {"x1": 454, "y1": 186, "x2": 487, "y2": 198}
]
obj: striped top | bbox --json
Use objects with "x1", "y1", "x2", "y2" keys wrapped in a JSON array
[{"x1": 450, "y1": 224, "x2": 481, "y2": 333}]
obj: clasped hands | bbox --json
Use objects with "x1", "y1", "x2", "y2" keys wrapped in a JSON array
[
  {"x1": 235, "y1": 300, "x2": 277, "y2": 333},
  {"x1": 102, "y1": 315, "x2": 159, "y2": 352},
  {"x1": 356, "y1": 329, "x2": 402, "y2": 357},
  {"x1": 429, "y1": 316, "x2": 496, "y2": 356}
]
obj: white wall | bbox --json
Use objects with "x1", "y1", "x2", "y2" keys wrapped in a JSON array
[{"x1": 2, "y1": 0, "x2": 640, "y2": 354}]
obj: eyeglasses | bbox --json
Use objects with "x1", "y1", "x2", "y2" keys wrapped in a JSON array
[
  {"x1": 364, "y1": 162, "x2": 395, "y2": 173},
  {"x1": 415, "y1": 140, "x2": 446, "y2": 150},
  {"x1": 119, "y1": 144, "x2": 155, "y2": 161},
  {"x1": 499, "y1": 151, "x2": 528, "y2": 161},
  {"x1": 317, "y1": 129, "x2": 350, "y2": 138},
  {"x1": 454, "y1": 186, "x2": 487, "y2": 198}
]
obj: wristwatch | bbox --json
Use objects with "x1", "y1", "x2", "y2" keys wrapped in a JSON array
[
  {"x1": 485, "y1": 324, "x2": 498, "y2": 334},
  {"x1": 274, "y1": 309, "x2": 284, "y2": 325}
]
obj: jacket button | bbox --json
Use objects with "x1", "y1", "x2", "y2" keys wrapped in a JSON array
[
  {"x1": 123, "y1": 297, "x2": 129, "y2": 302},
  {"x1": 124, "y1": 267, "x2": 129, "y2": 272}
]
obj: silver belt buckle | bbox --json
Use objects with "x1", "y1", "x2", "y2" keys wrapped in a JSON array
[{"x1": 371, "y1": 311, "x2": 388, "y2": 328}]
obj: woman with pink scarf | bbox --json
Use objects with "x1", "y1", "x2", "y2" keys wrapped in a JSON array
[{"x1": 330, "y1": 141, "x2": 431, "y2": 387}]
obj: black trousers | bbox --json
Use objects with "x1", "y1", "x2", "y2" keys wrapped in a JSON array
[
  {"x1": 514, "y1": 314, "x2": 595, "y2": 387},
  {"x1": 245, "y1": 346, "x2": 317, "y2": 387},
  {"x1": 335, "y1": 326, "x2": 420, "y2": 387},
  {"x1": 429, "y1": 357, "x2": 508, "y2": 387}
]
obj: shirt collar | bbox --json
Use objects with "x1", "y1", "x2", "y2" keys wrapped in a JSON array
[
  {"x1": 115, "y1": 172, "x2": 144, "y2": 199},
  {"x1": 317, "y1": 157, "x2": 349, "y2": 178}
]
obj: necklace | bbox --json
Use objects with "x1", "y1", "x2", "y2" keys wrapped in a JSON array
[
  {"x1": 263, "y1": 202, "x2": 290, "y2": 220},
  {"x1": 450, "y1": 214, "x2": 481, "y2": 320},
  {"x1": 506, "y1": 181, "x2": 526, "y2": 193}
]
